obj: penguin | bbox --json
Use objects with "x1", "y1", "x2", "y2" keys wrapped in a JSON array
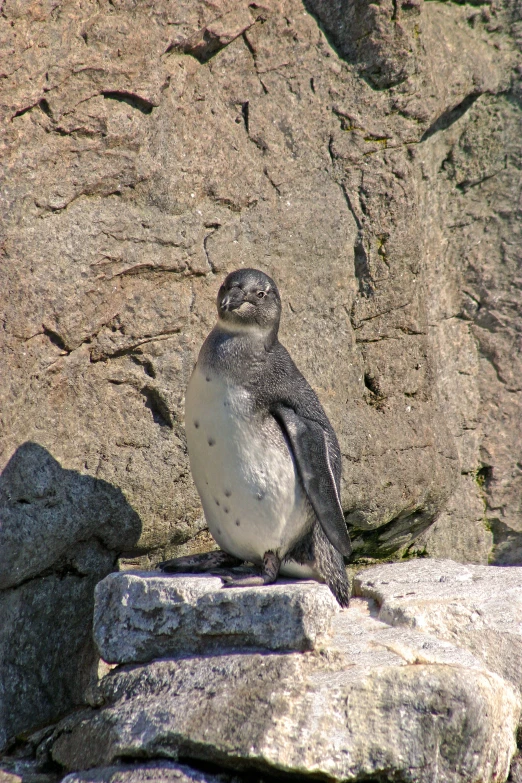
[{"x1": 161, "y1": 268, "x2": 352, "y2": 606}]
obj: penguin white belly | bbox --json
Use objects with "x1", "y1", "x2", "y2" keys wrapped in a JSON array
[{"x1": 185, "y1": 363, "x2": 311, "y2": 564}]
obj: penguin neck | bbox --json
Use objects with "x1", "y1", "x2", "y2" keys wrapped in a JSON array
[
  {"x1": 216, "y1": 315, "x2": 279, "y2": 349},
  {"x1": 199, "y1": 323, "x2": 279, "y2": 382}
]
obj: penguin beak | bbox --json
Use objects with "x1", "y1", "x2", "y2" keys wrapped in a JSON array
[{"x1": 220, "y1": 288, "x2": 244, "y2": 312}]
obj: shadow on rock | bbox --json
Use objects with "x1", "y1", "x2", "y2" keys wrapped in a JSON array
[
  {"x1": 303, "y1": 0, "x2": 421, "y2": 90},
  {"x1": 0, "y1": 442, "x2": 142, "y2": 751},
  {"x1": 489, "y1": 518, "x2": 522, "y2": 566}
]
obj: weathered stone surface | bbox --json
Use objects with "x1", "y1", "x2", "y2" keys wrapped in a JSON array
[
  {"x1": 0, "y1": 443, "x2": 141, "y2": 750},
  {"x1": 51, "y1": 595, "x2": 520, "y2": 782},
  {"x1": 405, "y1": 86, "x2": 522, "y2": 565},
  {"x1": 355, "y1": 559, "x2": 522, "y2": 695},
  {"x1": 2, "y1": 0, "x2": 521, "y2": 573},
  {"x1": 329, "y1": 596, "x2": 487, "y2": 672},
  {"x1": 305, "y1": 0, "x2": 510, "y2": 103},
  {"x1": 62, "y1": 762, "x2": 240, "y2": 783},
  {"x1": 94, "y1": 572, "x2": 339, "y2": 662}
]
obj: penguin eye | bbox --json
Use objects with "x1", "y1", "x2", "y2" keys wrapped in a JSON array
[{"x1": 257, "y1": 290, "x2": 266, "y2": 299}]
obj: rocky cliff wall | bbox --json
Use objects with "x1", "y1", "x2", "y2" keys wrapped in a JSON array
[{"x1": 1, "y1": 0, "x2": 521, "y2": 566}]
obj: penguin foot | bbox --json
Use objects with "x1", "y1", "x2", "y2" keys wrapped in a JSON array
[
  {"x1": 159, "y1": 550, "x2": 242, "y2": 574},
  {"x1": 221, "y1": 551, "x2": 280, "y2": 589}
]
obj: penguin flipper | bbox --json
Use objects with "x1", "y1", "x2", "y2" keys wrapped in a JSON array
[{"x1": 272, "y1": 403, "x2": 352, "y2": 557}]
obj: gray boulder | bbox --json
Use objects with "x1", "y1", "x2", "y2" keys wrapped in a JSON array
[
  {"x1": 0, "y1": 443, "x2": 141, "y2": 750},
  {"x1": 51, "y1": 646, "x2": 519, "y2": 783},
  {"x1": 93, "y1": 572, "x2": 339, "y2": 663},
  {"x1": 0, "y1": 443, "x2": 141, "y2": 592}
]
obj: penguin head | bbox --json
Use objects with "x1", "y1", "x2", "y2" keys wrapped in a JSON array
[{"x1": 217, "y1": 268, "x2": 281, "y2": 339}]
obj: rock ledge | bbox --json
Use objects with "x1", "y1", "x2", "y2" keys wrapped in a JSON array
[{"x1": 48, "y1": 565, "x2": 521, "y2": 783}]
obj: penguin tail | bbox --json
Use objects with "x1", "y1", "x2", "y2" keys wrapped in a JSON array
[
  {"x1": 313, "y1": 522, "x2": 351, "y2": 607},
  {"x1": 325, "y1": 564, "x2": 351, "y2": 607}
]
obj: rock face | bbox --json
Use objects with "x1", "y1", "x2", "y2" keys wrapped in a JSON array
[
  {"x1": 93, "y1": 572, "x2": 339, "y2": 662},
  {"x1": 49, "y1": 570, "x2": 521, "y2": 783},
  {"x1": 1, "y1": 0, "x2": 521, "y2": 572}
]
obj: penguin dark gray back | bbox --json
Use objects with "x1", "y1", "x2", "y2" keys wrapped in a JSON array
[{"x1": 182, "y1": 267, "x2": 352, "y2": 606}]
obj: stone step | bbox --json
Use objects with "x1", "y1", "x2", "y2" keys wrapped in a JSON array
[{"x1": 93, "y1": 572, "x2": 340, "y2": 663}]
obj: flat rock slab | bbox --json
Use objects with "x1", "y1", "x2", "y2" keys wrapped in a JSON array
[
  {"x1": 355, "y1": 559, "x2": 522, "y2": 694},
  {"x1": 329, "y1": 597, "x2": 486, "y2": 672},
  {"x1": 52, "y1": 599, "x2": 520, "y2": 783},
  {"x1": 62, "y1": 762, "x2": 241, "y2": 783},
  {"x1": 94, "y1": 572, "x2": 339, "y2": 662}
]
